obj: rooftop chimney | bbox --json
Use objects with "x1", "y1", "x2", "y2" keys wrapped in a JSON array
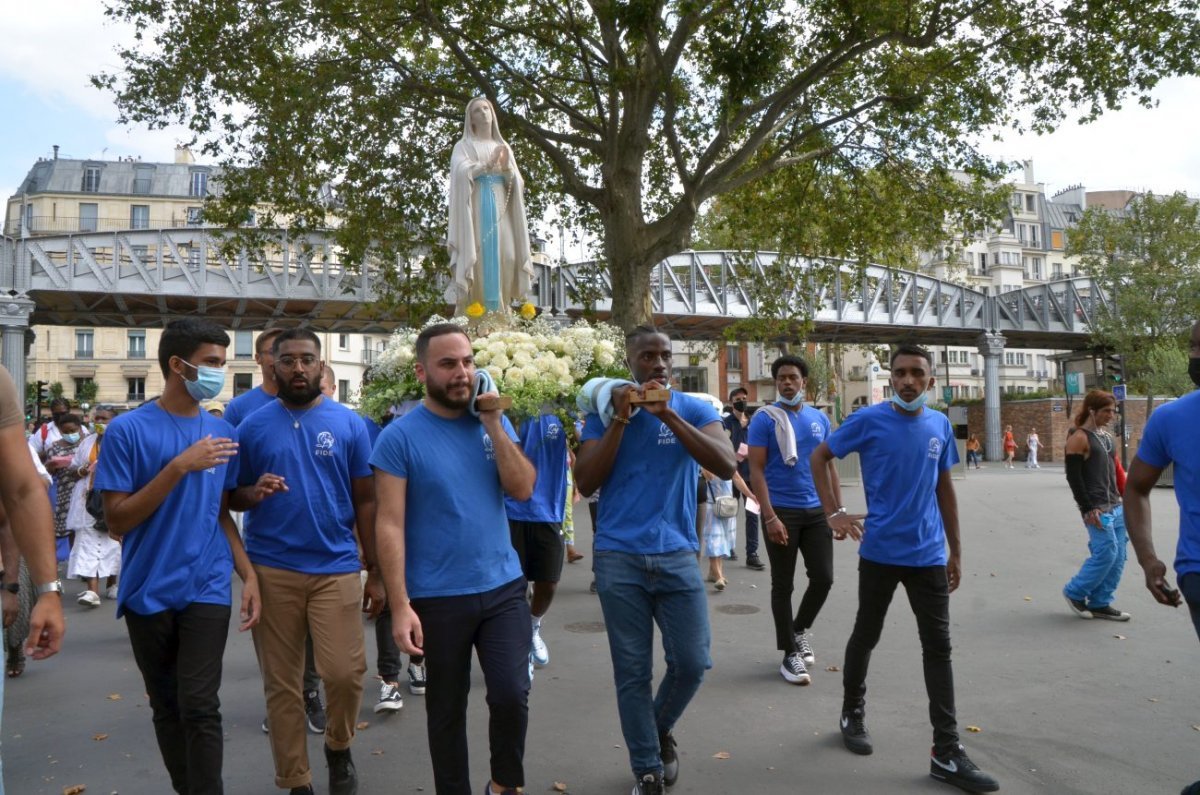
[
  {"x1": 174, "y1": 145, "x2": 195, "y2": 165},
  {"x1": 53, "y1": 145, "x2": 59, "y2": 160},
  {"x1": 1022, "y1": 159, "x2": 1035, "y2": 185}
]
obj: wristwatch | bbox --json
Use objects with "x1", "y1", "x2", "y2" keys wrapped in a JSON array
[{"x1": 35, "y1": 580, "x2": 63, "y2": 596}]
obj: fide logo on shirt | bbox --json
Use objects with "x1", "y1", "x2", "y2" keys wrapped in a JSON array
[
  {"x1": 927, "y1": 437, "x2": 942, "y2": 460},
  {"x1": 482, "y1": 432, "x2": 496, "y2": 461},
  {"x1": 657, "y1": 422, "x2": 677, "y2": 446},
  {"x1": 545, "y1": 421, "x2": 562, "y2": 441},
  {"x1": 315, "y1": 431, "x2": 335, "y2": 457},
  {"x1": 810, "y1": 421, "x2": 824, "y2": 440}
]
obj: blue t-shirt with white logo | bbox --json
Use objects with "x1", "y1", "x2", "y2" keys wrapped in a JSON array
[
  {"x1": 1135, "y1": 390, "x2": 1200, "y2": 579},
  {"x1": 747, "y1": 403, "x2": 830, "y2": 509},
  {"x1": 581, "y1": 391, "x2": 721, "y2": 554},
  {"x1": 237, "y1": 398, "x2": 373, "y2": 575},
  {"x1": 370, "y1": 405, "x2": 523, "y2": 599},
  {"x1": 505, "y1": 414, "x2": 568, "y2": 523},
  {"x1": 93, "y1": 402, "x2": 238, "y2": 618},
  {"x1": 826, "y1": 403, "x2": 958, "y2": 567},
  {"x1": 224, "y1": 385, "x2": 273, "y2": 428}
]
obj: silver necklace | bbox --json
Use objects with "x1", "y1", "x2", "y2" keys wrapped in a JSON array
[{"x1": 278, "y1": 397, "x2": 320, "y2": 429}]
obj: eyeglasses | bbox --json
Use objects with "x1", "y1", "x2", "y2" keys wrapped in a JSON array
[{"x1": 277, "y1": 355, "x2": 320, "y2": 370}]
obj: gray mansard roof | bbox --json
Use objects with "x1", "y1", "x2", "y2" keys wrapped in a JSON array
[{"x1": 11, "y1": 158, "x2": 222, "y2": 199}]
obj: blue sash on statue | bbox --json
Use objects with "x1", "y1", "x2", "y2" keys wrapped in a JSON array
[{"x1": 477, "y1": 173, "x2": 505, "y2": 312}]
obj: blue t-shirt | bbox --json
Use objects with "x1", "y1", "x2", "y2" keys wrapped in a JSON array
[
  {"x1": 369, "y1": 405, "x2": 523, "y2": 599},
  {"x1": 581, "y1": 391, "x2": 721, "y2": 554},
  {"x1": 362, "y1": 416, "x2": 384, "y2": 447},
  {"x1": 237, "y1": 398, "x2": 373, "y2": 575},
  {"x1": 1135, "y1": 391, "x2": 1200, "y2": 578},
  {"x1": 747, "y1": 403, "x2": 830, "y2": 509},
  {"x1": 505, "y1": 414, "x2": 568, "y2": 523},
  {"x1": 826, "y1": 403, "x2": 958, "y2": 567},
  {"x1": 93, "y1": 402, "x2": 238, "y2": 617},
  {"x1": 224, "y1": 385, "x2": 274, "y2": 428}
]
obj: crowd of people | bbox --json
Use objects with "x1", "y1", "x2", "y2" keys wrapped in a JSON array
[{"x1": 1, "y1": 317, "x2": 1199, "y2": 795}]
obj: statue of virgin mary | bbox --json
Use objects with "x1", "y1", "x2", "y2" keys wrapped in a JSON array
[{"x1": 446, "y1": 96, "x2": 534, "y2": 313}]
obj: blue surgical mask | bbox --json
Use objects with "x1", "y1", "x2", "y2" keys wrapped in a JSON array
[
  {"x1": 778, "y1": 393, "x2": 804, "y2": 407},
  {"x1": 178, "y1": 359, "x2": 226, "y2": 401},
  {"x1": 62, "y1": 432, "x2": 81, "y2": 444},
  {"x1": 890, "y1": 392, "x2": 928, "y2": 412}
]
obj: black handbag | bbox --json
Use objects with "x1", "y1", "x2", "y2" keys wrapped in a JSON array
[{"x1": 85, "y1": 487, "x2": 106, "y2": 529}]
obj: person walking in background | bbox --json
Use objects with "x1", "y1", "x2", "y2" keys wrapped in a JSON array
[
  {"x1": 965, "y1": 435, "x2": 982, "y2": 470},
  {"x1": 748, "y1": 354, "x2": 840, "y2": 688},
  {"x1": 1002, "y1": 425, "x2": 1016, "y2": 468},
  {"x1": 1062, "y1": 390, "x2": 1129, "y2": 621},
  {"x1": 701, "y1": 468, "x2": 753, "y2": 591},
  {"x1": 1025, "y1": 428, "x2": 1041, "y2": 469},
  {"x1": 723, "y1": 387, "x2": 765, "y2": 570},
  {"x1": 66, "y1": 405, "x2": 121, "y2": 608}
]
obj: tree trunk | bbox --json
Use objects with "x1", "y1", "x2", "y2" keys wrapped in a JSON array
[{"x1": 608, "y1": 257, "x2": 654, "y2": 332}]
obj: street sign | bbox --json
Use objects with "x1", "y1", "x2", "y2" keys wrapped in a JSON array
[
  {"x1": 1065, "y1": 372, "x2": 1083, "y2": 395},
  {"x1": 1113, "y1": 384, "x2": 1127, "y2": 401},
  {"x1": 942, "y1": 386, "x2": 953, "y2": 403}
]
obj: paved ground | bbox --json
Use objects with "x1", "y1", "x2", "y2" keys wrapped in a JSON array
[{"x1": 4, "y1": 462, "x2": 1198, "y2": 794}]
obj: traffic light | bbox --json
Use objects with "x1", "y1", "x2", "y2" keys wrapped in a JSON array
[
  {"x1": 36, "y1": 380, "x2": 49, "y2": 403},
  {"x1": 1103, "y1": 353, "x2": 1125, "y2": 385}
]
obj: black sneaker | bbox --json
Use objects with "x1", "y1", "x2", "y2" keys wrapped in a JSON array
[
  {"x1": 289, "y1": 786, "x2": 314, "y2": 795},
  {"x1": 780, "y1": 652, "x2": 811, "y2": 685},
  {"x1": 840, "y1": 709, "x2": 873, "y2": 755},
  {"x1": 794, "y1": 631, "x2": 815, "y2": 666},
  {"x1": 930, "y1": 744, "x2": 999, "y2": 793},
  {"x1": 745, "y1": 554, "x2": 766, "y2": 571},
  {"x1": 1063, "y1": 592, "x2": 1093, "y2": 619},
  {"x1": 1090, "y1": 605, "x2": 1131, "y2": 621},
  {"x1": 261, "y1": 716, "x2": 269, "y2": 734},
  {"x1": 1182, "y1": 780, "x2": 1200, "y2": 795},
  {"x1": 659, "y1": 729, "x2": 679, "y2": 786},
  {"x1": 589, "y1": 580, "x2": 598, "y2": 594},
  {"x1": 305, "y1": 689, "x2": 327, "y2": 734},
  {"x1": 325, "y1": 744, "x2": 358, "y2": 795},
  {"x1": 728, "y1": 552, "x2": 739, "y2": 561},
  {"x1": 632, "y1": 771, "x2": 664, "y2": 795}
]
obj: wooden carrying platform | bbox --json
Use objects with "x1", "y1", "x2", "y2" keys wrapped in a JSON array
[
  {"x1": 474, "y1": 395, "x2": 513, "y2": 411},
  {"x1": 628, "y1": 388, "x2": 671, "y2": 404}
]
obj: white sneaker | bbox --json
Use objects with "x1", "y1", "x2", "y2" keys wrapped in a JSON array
[
  {"x1": 77, "y1": 590, "x2": 101, "y2": 607},
  {"x1": 531, "y1": 625, "x2": 549, "y2": 667},
  {"x1": 373, "y1": 681, "x2": 403, "y2": 713},
  {"x1": 105, "y1": 585, "x2": 119, "y2": 600}
]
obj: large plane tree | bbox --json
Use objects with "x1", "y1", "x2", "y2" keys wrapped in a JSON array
[{"x1": 99, "y1": 0, "x2": 1200, "y2": 329}]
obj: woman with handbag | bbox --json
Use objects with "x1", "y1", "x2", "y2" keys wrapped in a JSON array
[{"x1": 702, "y1": 469, "x2": 754, "y2": 591}]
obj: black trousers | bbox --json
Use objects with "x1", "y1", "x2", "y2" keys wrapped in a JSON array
[
  {"x1": 1181, "y1": 572, "x2": 1200, "y2": 642},
  {"x1": 125, "y1": 602, "x2": 231, "y2": 795},
  {"x1": 411, "y1": 576, "x2": 531, "y2": 794},
  {"x1": 763, "y1": 507, "x2": 834, "y2": 652},
  {"x1": 842, "y1": 558, "x2": 959, "y2": 753},
  {"x1": 737, "y1": 491, "x2": 761, "y2": 556},
  {"x1": 375, "y1": 604, "x2": 423, "y2": 680}
]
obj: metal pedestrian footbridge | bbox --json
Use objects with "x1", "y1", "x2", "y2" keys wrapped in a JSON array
[{"x1": 1, "y1": 229, "x2": 1107, "y2": 349}]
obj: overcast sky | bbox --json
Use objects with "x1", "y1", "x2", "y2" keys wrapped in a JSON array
[{"x1": 3, "y1": 1, "x2": 1198, "y2": 207}]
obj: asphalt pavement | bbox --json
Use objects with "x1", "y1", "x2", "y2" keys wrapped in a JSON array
[{"x1": 4, "y1": 462, "x2": 1197, "y2": 794}]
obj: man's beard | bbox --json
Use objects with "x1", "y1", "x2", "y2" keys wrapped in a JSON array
[
  {"x1": 426, "y1": 377, "x2": 472, "y2": 410},
  {"x1": 278, "y1": 376, "x2": 322, "y2": 406}
]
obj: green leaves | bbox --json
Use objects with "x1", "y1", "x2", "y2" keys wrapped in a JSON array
[{"x1": 97, "y1": 0, "x2": 1200, "y2": 331}]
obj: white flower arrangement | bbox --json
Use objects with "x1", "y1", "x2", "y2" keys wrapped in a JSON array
[{"x1": 358, "y1": 310, "x2": 628, "y2": 423}]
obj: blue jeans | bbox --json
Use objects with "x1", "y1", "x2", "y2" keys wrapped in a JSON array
[
  {"x1": 594, "y1": 550, "x2": 711, "y2": 776},
  {"x1": 1064, "y1": 505, "x2": 1128, "y2": 609}
]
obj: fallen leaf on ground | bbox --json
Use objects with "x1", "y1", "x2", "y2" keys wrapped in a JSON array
[
  {"x1": 966, "y1": 726, "x2": 982, "y2": 733},
  {"x1": 1023, "y1": 596, "x2": 1032, "y2": 602},
  {"x1": 106, "y1": 694, "x2": 121, "y2": 701},
  {"x1": 1148, "y1": 698, "x2": 1159, "y2": 703},
  {"x1": 825, "y1": 665, "x2": 840, "y2": 672},
  {"x1": 553, "y1": 783, "x2": 568, "y2": 792},
  {"x1": 355, "y1": 721, "x2": 369, "y2": 730},
  {"x1": 92, "y1": 734, "x2": 108, "y2": 742},
  {"x1": 712, "y1": 751, "x2": 731, "y2": 759},
  {"x1": 1191, "y1": 725, "x2": 1200, "y2": 731},
  {"x1": 62, "y1": 786, "x2": 86, "y2": 795},
  {"x1": 1113, "y1": 634, "x2": 1127, "y2": 640}
]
